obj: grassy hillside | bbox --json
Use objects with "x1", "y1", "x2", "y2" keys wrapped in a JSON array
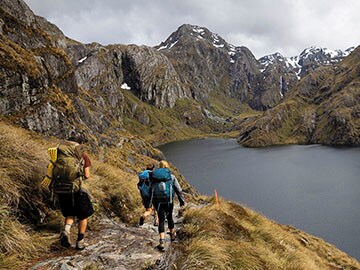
[
  {"x1": 1, "y1": 120, "x2": 359, "y2": 269},
  {"x1": 0, "y1": 121, "x2": 155, "y2": 269},
  {"x1": 175, "y1": 198, "x2": 360, "y2": 270},
  {"x1": 237, "y1": 46, "x2": 360, "y2": 147}
]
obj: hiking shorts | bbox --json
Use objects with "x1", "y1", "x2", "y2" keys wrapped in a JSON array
[
  {"x1": 58, "y1": 192, "x2": 94, "y2": 220},
  {"x1": 141, "y1": 195, "x2": 152, "y2": 209}
]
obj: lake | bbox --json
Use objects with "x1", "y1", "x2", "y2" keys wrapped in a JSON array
[{"x1": 159, "y1": 138, "x2": 360, "y2": 260}]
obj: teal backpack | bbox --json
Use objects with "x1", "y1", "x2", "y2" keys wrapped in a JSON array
[
  {"x1": 150, "y1": 168, "x2": 174, "y2": 203},
  {"x1": 138, "y1": 170, "x2": 151, "y2": 198}
]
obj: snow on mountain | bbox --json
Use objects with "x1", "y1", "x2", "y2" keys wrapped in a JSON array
[
  {"x1": 156, "y1": 24, "x2": 243, "y2": 64},
  {"x1": 259, "y1": 46, "x2": 355, "y2": 79},
  {"x1": 156, "y1": 24, "x2": 355, "y2": 81}
]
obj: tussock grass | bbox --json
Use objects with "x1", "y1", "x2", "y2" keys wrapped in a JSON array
[
  {"x1": 89, "y1": 161, "x2": 143, "y2": 223},
  {"x1": 1, "y1": 120, "x2": 359, "y2": 269},
  {"x1": 177, "y1": 198, "x2": 360, "y2": 270},
  {"x1": 0, "y1": 121, "x2": 154, "y2": 267},
  {"x1": 0, "y1": 122, "x2": 53, "y2": 268}
]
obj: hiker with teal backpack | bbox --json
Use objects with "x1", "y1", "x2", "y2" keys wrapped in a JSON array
[
  {"x1": 150, "y1": 160, "x2": 185, "y2": 251},
  {"x1": 137, "y1": 164, "x2": 158, "y2": 226},
  {"x1": 48, "y1": 135, "x2": 94, "y2": 250}
]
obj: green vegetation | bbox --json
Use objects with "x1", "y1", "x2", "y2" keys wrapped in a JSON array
[
  {"x1": 175, "y1": 198, "x2": 360, "y2": 270},
  {"x1": 1, "y1": 115, "x2": 359, "y2": 269},
  {"x1": 0, "y1": 121, "x2": 151, "y2": 268},
  {"x1": 0, "y1": 34, "x2": 41, "y2": 77}
]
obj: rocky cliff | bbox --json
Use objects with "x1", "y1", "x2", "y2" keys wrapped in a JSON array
[
  {"x1": 0, "y1": 1, "x2": 210, "y2": 147},
  {"x1": 238, "y1": 46, "x2": 360, "y2": 147},
  {"x1": 1, "y1": 0, "x2": 357, "y2": 147},
  {"x1": 1, "y1": 1, "x2": 360, "y2": 269},
  {"x1": 156, "y1": 24, "x2": 261, "y2": 106}
]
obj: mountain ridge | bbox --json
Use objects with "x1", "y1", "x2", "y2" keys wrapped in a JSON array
[{"x1": 1, "y1": 1, "x2": 360, "y2": 269}]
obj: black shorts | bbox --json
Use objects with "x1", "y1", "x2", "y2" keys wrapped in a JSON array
[
  {"x1": 141, "y1": 195, "x2": 152, "y2": 209},
  {"x1": 58, "y1": 192, "x2": 94, "y2": 220}
]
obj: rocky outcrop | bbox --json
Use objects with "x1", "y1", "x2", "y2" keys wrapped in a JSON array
[
  {"x1": 121, "y1": 45, "x2": 190, "y2": 108},
  {"x1": 0, "y1": 0, "x2": 358, "y2": 147},
  {"x1": 31, "y1": 218, "x2": 163, "y2": 270},
  {"x1": 255, "y1": 47, "x2": 355, "y2": 110},
  {"x1": 156, "y1": 24, "x2": 260, "y2": 107},
  {"x1": 31, "y1": 205, "x2": 185, "y2": 270},
  {"x1": 238, "y1": 46, "x2": 360, "y2": 147},
  {"x1": 0, "y1": 1, "x2": 193, "y2": 144}
]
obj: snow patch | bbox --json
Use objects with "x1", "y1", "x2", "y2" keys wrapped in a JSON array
[
  {"x1": 157, "y1": 40, "x2": 178, "y2": 51},
  {"x1": 192, "y1": 27, "x2": 205, "y2": 34},
  {"x1": 157, "y1": 45, "x2": 167, "y2": 51},
  {"x1": 78, "y1": 56, "x2": 87, "y2": 63},
  {"x1": 121, "y1": 83, "x2": 131, "y2": 90},
  {"x1": 169, "y1": 40, "x2": 178, "y2": 49},
  {"x1": 213, "y1": 44, "x2": 224, "y2": 48}
]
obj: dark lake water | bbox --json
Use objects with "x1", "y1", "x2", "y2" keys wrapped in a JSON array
[{"x1": 159, "y1": 138, "x2": 360, "y2": 260}]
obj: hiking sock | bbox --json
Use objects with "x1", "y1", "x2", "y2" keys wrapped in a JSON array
[
  {"x1": 77, "y1": 233, "x2": 84, "y2": 241},
  {"x1": 64, "y1": 224, "x2": 72, "y2": 233}
]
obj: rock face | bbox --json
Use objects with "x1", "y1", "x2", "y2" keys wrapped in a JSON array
[
  {"x1": 0, "y1": 1, "x2": 192, "y2": 144},
  {"x1": 121, "y1": 45, "x2": 190, "y2": 108},
  {"x1": 0, "y1": 0, "x2": 358, "y2": 147},
  {"x1": 238, "y1": 46, "x2": 360, "y2": 147},
  {"x1": 156, "y1": 24, "x2": 260, "y2": 106},
  {"x1": 254, "y1": 47, "x2": 355, "y2": 109}
]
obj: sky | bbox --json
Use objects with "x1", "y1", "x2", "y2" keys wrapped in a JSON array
[{"x1": 23, "y1": 0, "x2": 359, "y2": 59}]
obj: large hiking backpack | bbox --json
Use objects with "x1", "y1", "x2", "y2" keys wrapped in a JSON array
[
  {"x1": 138, "y1": 170, "x2": 151, "y2": 198},
  {"x1": 150, "y1": 168, "x2": 174, "y2": 202},
  {"x1": 51, "y1": 142, "x2": 85, "y2": 194},
  {"x1": 40, "y1": 147, "x2": 58, "y2": 189}
]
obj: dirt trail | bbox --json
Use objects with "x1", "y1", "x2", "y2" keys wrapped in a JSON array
[{"x1": 31, "y1": 207, "x2": 184, "y2": 270}]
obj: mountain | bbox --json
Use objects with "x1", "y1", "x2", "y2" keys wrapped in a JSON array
[
  {"x1": 156, "y1": 24, "x2": 261, "y2": 107},
  {"x1": 0, "y1": 2, "x2": 220, "y2": 146},
  {"x1": 156, "y1": 25, "x2": 354, "y2": 111},
  {"x1": 1, "y1": 0, "x2": 356, "y2": 146},
  {"x1": 238, "y1": 46, "x2": 360, "y2": 147},
  {"x1": 259, "y1": 46, "x2": 355, "y2": 79},
  {"x1": 253, "y1": 46, "x2": 355, "y2": 109},
  {"x1": 1, "y1": 1, "x2": 360, "y2": 269}
]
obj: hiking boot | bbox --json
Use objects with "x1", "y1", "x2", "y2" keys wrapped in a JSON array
[
  {"x1": 139, "y1": 216, "x2": 145, "y2": 226},
  {"x1": 60, "y1": 231, "x2": 71, "y2": 248},
  {"x1": 170, "y1": 232, "x2": 177, "y2": 242},
  {"x1": 157, "y1": 239, "x2": 165, "y2": 251},
  {"x1": 76, "y1": 239, "x2": 85, "y2": 250}
]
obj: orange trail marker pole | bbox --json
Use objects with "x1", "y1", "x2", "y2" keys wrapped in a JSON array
[{"x1": 214, "y1": 189, "x2": 219, "y2": 208}]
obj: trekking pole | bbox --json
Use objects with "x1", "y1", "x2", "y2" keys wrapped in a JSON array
[{"x1": 214, "y1": 189, "x2": 219, "y2": 208}]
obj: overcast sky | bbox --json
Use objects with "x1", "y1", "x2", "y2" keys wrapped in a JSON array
[{"x1": 24, "y1": 0, "x2": 359, "y2": 59}]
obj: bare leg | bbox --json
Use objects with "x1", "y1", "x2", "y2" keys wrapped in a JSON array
[
  {"x1": 78, "y1": 218, "x2": 87, "y2": 234},
  {"x1": 65, "y1": 216, "x2": 75, "y2": 226},
  {"x1": 143, "y1": 208, "x2": 152, "y2": 219},
  {"x1": 153, "y1": 208, "x2": 159, "y2": 225}
]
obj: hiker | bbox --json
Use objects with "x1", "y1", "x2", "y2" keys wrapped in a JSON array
[
  {"x1": 137, "y1": 164, "x2": 158, "y2": 226},
  {"x1": 150, "y1": 160, "x2": 185, "y2": 250},
  {"x1": 52, "y1": 135, "x2": 94, "y2": 250}
]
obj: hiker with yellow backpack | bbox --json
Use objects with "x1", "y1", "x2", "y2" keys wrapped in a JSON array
[{"x1": 42, "y1": 135, "x2": 94, "y2": 250}]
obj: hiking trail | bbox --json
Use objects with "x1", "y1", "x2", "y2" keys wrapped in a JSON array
[{"x1": 31, "y1": 205, "x2": 185, "y2": 270}]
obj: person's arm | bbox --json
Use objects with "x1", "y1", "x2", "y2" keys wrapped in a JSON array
[
  {"x1": 83, "y1": 153, "x2": 91, "y2": 179},
  {"x1": 137, "y1": 178, "x2": 143, "y2": 189},
  {"x1": 172, "y1": 175, "x2": 185, "y2": 206}
]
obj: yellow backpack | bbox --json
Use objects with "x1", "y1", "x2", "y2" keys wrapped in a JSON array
[{"x1": 40, "y1": 147, "x2": 57, "y2": 189}]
